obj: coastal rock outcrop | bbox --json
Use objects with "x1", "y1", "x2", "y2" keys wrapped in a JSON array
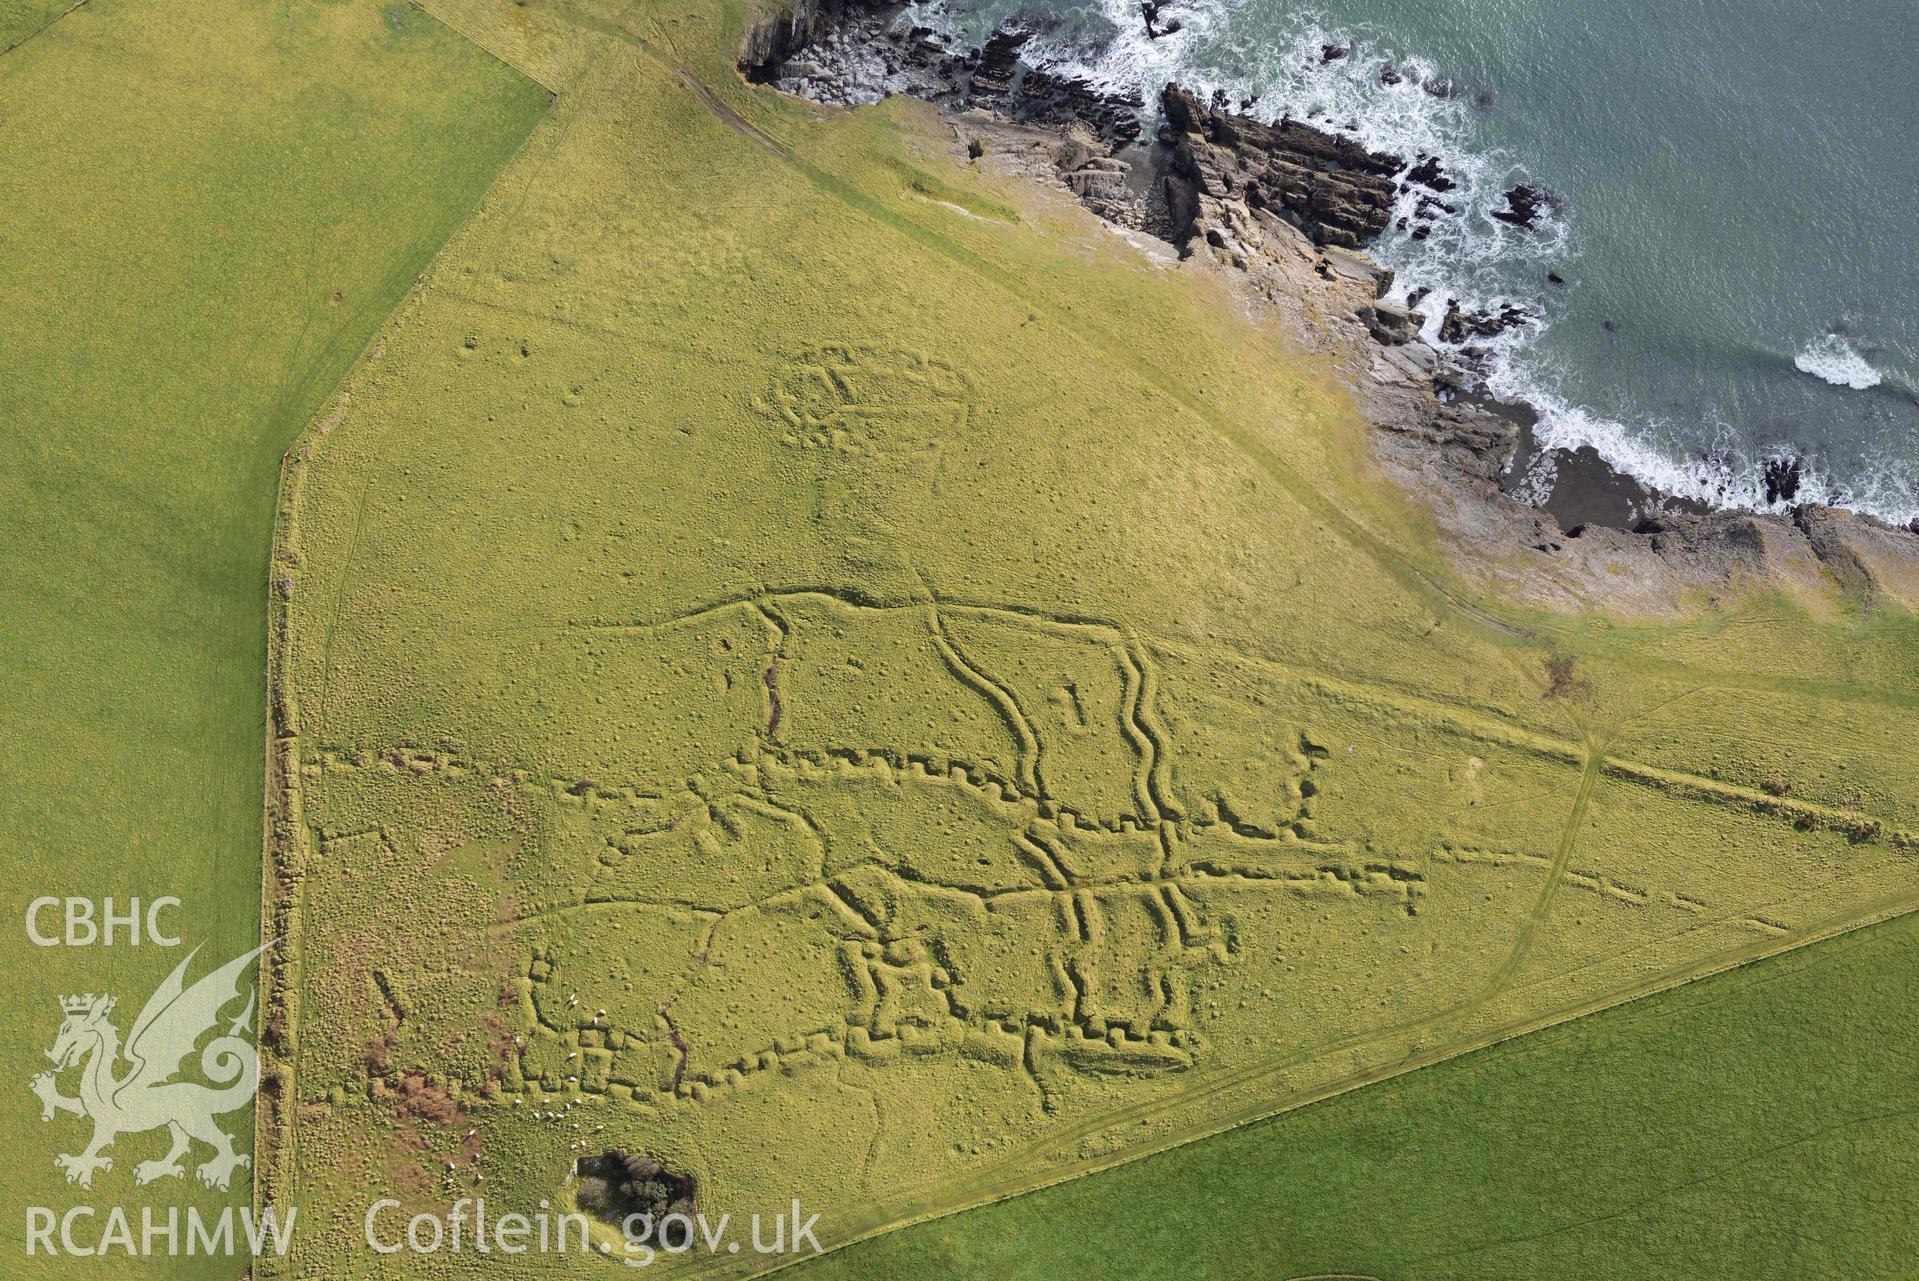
[
  {"x1": 1058, "y1": 146, "x2": 1145, "y2": 227},
  {"x1": 1160, "y1": 85, "x2": 1400, "y2": 250},
  {"x1": 1357, "y1": 301, "x2": 1421, "y2": 346},
  {"x1": 739, "y1": 0, "x2": 850, "y2": 74},
  {"x1": 744, "y1": 0, "x2": 1919, "y2": 615},
  {"x1": 743, "y1": 7, "x2": 1141, "y2": 145},
  {"x1": 1438, "y1": 301, "x2": 1529, "y2": 346},
  {"x1": 1490, "y1": 183, "x2": 1558, "y2": 230}
]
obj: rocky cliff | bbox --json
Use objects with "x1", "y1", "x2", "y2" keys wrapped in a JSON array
[
  {"x1": 1160, "y1": 84, "x2": 1400, "y2": 250},
  {"x1": 741, "y1": 0, "x2": 1919, "y2": 615}
]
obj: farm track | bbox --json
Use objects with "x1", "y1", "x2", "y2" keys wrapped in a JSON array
[
  {"x1": 589, "y1": 36, "x2": 1919, "y2": 1275},
  {"x1": 254, "y1": 0, "x2": 565, "y2": 1226},
  {"x1": 585, "y1": 589, "x2": 1916, "y2": 846},
  {"x1": 273, "y1": 581, "x2": 1919, "y2": 1280},
  {"x1": 697, "y1": 882, "x2": 1919, "y2": 1281},
  {"x1": 555, "y1": 32, "x2": 1919, "y2": 718},
  {"x1": 540, "y1": 7, "x2": 1556, "y2": 662},
  {"x1": 0, "y1": 0, "x2": 89, "y2": 59},
  {"x1": 254, "y1": 4, "x2": 1919, "y2": 1272}
]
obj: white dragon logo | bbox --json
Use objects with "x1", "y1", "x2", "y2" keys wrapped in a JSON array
[{"x1": 30, "y1": 942, "x2": 267, "y2": 1191}]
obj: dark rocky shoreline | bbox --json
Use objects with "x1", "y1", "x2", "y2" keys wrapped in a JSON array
[{"x1": 741, "y1": 0, "x2": 1919, "y2": 610}]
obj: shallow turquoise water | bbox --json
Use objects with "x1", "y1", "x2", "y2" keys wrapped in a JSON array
[{"x1": 920, "y1": 0, "x2": 1919, "y2": 521}]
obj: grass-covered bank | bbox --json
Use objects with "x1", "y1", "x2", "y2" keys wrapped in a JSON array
[
  {"x1": 253, "y1": 2, "x2": 1915, "y2": 1277},
  {"x1": 0, "y1": 1, "x2": 545, "y2": 1270},
  {"x1": 800, "y1": 908, "x2": 1919, "y2": 1280}
]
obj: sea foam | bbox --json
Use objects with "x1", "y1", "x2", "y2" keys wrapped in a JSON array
[
  {"x1": 901, "y1": 0, "x2": 1918, "y2": 525},
  {"x1": 1794, "y1": 334, "x2": 1883, "y2": 390}
]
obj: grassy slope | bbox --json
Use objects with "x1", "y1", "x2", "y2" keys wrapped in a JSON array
[
  {"x1": 802, "y1": 909, "x2": 1919, "y2": 1281},
  {"x1": 0, "y1": 0, "x2": 68, "y2": 54},
  {"x1": 254, "y1": 2, "x2": 1916, "y2": 1277},
  {"x1": 0, "y1": 0, "x2": 544, "y2": 1270}
]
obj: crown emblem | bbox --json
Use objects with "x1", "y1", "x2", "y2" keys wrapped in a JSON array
[{"x1": 34, "y1": 942, "x2": 266, "y2": 1193}]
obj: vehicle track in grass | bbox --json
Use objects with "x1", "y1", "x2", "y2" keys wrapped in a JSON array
[
  {"x1": 697, "y1": 882, "x2": 1919, "y2": 1280},
  {"x1": 615, "y1": 27, "x2": 1919, "y2": 722},
  {"x1": 253, "y1": 5, "x2": 1919, "y2": 1268}
]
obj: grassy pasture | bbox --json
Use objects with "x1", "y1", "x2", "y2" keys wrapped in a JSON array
[
  {"x1": 255, "y1": 1, "x2": 1918, "y2": 1277},
  {"x1": 0, "y1": 0, "x2": 69, "y2": 53},
  {"x1": 802, "y1": 907, "x2": 1919, "y2": 1281},
  {"x1": 0, "y1": 0, "x2": 544, "y2": 1271}
]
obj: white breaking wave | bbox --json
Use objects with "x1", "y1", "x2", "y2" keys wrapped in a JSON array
[
  {"x1": 914, "y1": 2, "x2": 1569, "y2": 333},
  {"x1": 902, "y1": 0, "x2": 1919, "y2": 525},
  {"x1": 1486, "y1": 335, "x2": 1919, "y2": 518},
  {"x1": 1794, "y1": 334, "x2": 1883, "y2": 390}
]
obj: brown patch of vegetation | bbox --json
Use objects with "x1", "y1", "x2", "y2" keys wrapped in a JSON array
[
  {"x1": 1543, "y1": 654, "x2": 1586, "y2": 700},
  {"x1": 387, "y1": 1072, "x2": 462, "y2": 1126}
]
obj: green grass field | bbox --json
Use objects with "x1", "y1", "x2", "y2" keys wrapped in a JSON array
[
  {"x1": 799, "y1": 908, "x2": 1919, "y2": 1281},
  {"x1": 4, "y1": 0, "x2": 1914, "y2": 1277},
  {"x1": 251, "y1": 1, "x2": 1917, "y2": 1276},
  {"x1": 0, "y1": 0, "x2": 544, "y2": 1270},
  {"x1": 0, "y1": 0, "x2": 69, "y2": 53}
]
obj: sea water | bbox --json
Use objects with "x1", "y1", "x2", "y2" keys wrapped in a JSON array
[{"x1": 911, "y1": 0, "x2": 1919, "y2": 523}]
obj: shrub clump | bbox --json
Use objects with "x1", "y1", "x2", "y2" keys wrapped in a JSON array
[{"x1": 574, "y1": 1150, "x2": 696, "y2": 1239}]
